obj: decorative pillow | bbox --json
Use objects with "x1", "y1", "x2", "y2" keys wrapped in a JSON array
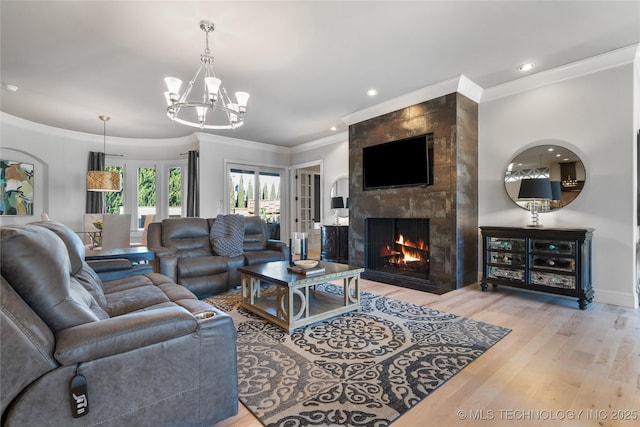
[{"x1": 210, "y1": 214, "x2": 245, "y2": 257}]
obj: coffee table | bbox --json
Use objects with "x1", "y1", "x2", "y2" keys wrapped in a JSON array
[{"x1": 238, "y1": 261, "x2": 364, "y2": 333}]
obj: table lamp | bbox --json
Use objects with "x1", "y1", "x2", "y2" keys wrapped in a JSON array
[
  {"x1": 331, "y1": 196, "x2": 344, "y2": 225},
  {"x1": 518, "y1": 178, "x2": 552, "y2": 227}
]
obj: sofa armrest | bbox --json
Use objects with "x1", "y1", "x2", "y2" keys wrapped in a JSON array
[
  {"x1": 148, "y1": 245, "x2": 175, "y2": 258},
  {"x1": 267, "y1": 240, "x2": 289, "y2": 259},
  {"x1": 149, "y1": 245, "x2": 178, "y2": 281},
  {"x1": 54, "y1": 306, "x2": 196, "y2": 365},
  {"x1": 266, "y1": 239, "x2": 286, "y2": 250}
]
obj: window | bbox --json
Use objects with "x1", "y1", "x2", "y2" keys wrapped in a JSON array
[
  {"x1": 169, "y1": 166, "x2": 182, "y2": 218},
  {"x1": 229, "y1": 168, "x2": 255, "y2": 216},
  {"x1": 104, "y1": 165, "x2": 123, "y2": 214},
  {"x1": 228, "y1": 163, "x2": 285, "y2": 240},
  {"x1": 137, "y1": 167, "x2": 156, "y2": 228},
  {"x1": 103, "y1": 160, "x2": 186, "y2": 226}
]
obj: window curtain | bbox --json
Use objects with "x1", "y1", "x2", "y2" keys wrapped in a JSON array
[
  {"x1": 186, "y1": 150, "x2": 199, "y2": 217},
  {"x1": 86, "y1": 151, "x2": 104, "y2": 213}
]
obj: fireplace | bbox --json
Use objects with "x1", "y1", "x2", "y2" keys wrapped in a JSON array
[
  {"x1": 349, "y1": 92, "x2": 478, "y2": 294},
  {"x1": 365, "y1": 218, "x2": 431, "y2": 289}
]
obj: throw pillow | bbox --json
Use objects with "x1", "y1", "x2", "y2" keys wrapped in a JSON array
[{"x1": 210, "y1": 214, "x2": 245, "y2": 257}]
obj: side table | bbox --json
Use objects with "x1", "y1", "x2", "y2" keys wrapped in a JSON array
[{"x1": 85, "y1": 246, "x2": 155, "y2": 265}]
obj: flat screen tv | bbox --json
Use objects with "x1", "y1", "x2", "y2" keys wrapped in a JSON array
[{"x1": 363, "y1": 134, "x2": 433, "y2": 190}]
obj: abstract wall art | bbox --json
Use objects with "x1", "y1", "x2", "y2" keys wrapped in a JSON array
[{"x1": 1, "y1": 160, "x2": 34, "y2": 215}]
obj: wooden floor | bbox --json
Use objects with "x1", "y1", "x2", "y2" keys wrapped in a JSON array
[{"x1": 214, "y1": 279, "x2": 640, "y2": 427}]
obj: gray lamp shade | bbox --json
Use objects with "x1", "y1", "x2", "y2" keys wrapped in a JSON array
[
  {"x1": 550, "y1": 181, "x2": 562, "y2": 200},
  {"x1": 518, "y1": 178, "x2": 553, "y2": 200},
  {"x1": 330, "y1": 196, "x2": 344, "y2": 209}
]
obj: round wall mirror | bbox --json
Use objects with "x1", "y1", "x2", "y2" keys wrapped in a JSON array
[
  {"x1": 505, "y1": 144, "x2": 585, "y2": 211},
  {"x1": 330, "y1": 176, "x2": 349, "y2": 219}
]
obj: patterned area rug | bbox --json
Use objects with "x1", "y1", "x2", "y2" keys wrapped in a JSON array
[{"x1": 205, "y1": 284, "x2": 510, "y2": 427}]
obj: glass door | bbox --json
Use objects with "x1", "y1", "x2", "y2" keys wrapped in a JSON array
[
  {"x1": 295, "y1": 168, "x2": 321, "y2": 252},
  {"x1": 227, "y1": 163, "x2": 285, "y2": 240}
]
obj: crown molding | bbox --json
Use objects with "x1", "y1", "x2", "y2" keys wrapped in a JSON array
[
  {"x1": 481, "y1": 43, "x2": 640, "y2": 103},
  {"x1": 195, "y1": 131, "x2": 290, "y2": 155},
  {"x1": 0, "y1": 112, "x2": 198, "y2": 147},
  {"x1": 289, "y1": 131, "x2": 348, "y2": 154},
  {"x1": 1, "y1": 112, "x2": 96, "y2": 142},
  {"x1": 341, "y1": 75, "x2": 482, "y2": 126},
  {"x1": 341, "y1": 44, "x2": 639, "y2": 126}
]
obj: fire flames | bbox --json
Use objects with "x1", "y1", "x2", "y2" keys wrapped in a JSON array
[
  {"x1": 396, "y1": 234, "x2": 428, "y2": 261},
  {"x1": 380, "y1": 234, "x2": 428, "y2": 265}
]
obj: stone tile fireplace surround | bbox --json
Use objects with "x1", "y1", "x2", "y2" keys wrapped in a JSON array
[{"x1": 349, "y1": 92, "x2": 478, "y2": 294}]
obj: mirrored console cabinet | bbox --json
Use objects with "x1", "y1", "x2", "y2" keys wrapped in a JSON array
[{"x1": 480, "y1": 226, "x2": 594, "y2": 309}]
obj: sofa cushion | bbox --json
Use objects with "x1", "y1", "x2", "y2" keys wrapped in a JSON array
[
  {"x1": 73, "y1": 265, "x2": 109, "y2": 309},
  {"x1": 104, "y1": 284, "x2": 172, "y2": 317},
  {"x1": 244, "y1": 250, "x2": 286, "y2": 265},
  {"x1": 0, "y1": 276, "x2": 58, "y2": 417},
  {"x1": 162, "y1": 218, "x2": 212, "y2": 257},
  {"x1": 31, "y1": 221, "x2": 86, "y2": 275},
  {"x1": 33, "y1": 221, "x2": 109, "y2": 309},
  {"x1": 70, "y1": 277, "x2": 109, "y2": 319},
  {"x1": 210, "y1": 214, "x2": 244, "y2": 257},
  {"x1": 178, "y1": 256, "x2": 227, "y2": 279},
  {"x1": 0, "y1": 226, "x2": 101, "y2": 332},
  {"x1": 243, "y1": 216, "x2": 267, "y2": 251}
]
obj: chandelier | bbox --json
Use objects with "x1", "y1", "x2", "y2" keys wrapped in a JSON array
[
  {"x1": 164, "y1": 20, "x2": 249, "y2": 130},
  {"x1": 86, "y1": 115, "x2": 120, "y2": 192},
  {"x1": 561, "y1": 175, "x2": 578, "y2": 188}
]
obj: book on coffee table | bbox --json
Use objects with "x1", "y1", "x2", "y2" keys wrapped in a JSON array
[{"x1": 287, "y1": 265, "x2": 326, "y2": 276}]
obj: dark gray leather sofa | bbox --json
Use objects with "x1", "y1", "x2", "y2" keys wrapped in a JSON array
[
  {"x1": 147, "y1": 215, "x2": 289, "y2": 298},
  {"x1": 0, "y1": 221, "x2": 238, "y2": 427}
]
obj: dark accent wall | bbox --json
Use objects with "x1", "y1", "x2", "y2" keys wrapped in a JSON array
[{"x1": 349, "y1": 92, "x2": 478, "y2": 293}]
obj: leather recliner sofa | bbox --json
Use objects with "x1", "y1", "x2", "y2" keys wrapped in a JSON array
[
  {"x1": 147, "y1": 215, "x2": 289, "y2": 298},
  {"x1": 0, "y1": 221, "x2": 238, "y2": 427}
]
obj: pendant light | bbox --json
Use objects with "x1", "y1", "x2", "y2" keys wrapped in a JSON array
[{"x1": 87, "y1": 115, "x2": 120, "y2": 192}]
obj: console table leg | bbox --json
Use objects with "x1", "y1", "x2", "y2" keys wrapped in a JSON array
[{"x1": 578, "y1": 298, "x2": 590, "y2": 310}]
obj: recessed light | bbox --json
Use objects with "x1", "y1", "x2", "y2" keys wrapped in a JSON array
[
  {"x1": 517, "y1": 63, "x2": 535, "y2": 72},
  {"x1": 2, "y1": 83, "x2": 19, "y2": 92},
  {"x1": 330, "y1": 126, "x2": 337, "y2": 131},
  {"x1": 367, "y1": 88, "x2": 378, "y2": 97}
]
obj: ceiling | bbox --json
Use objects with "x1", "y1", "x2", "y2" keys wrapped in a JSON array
[{"x1": 1, "y1": 1, "x2": 639, "y2": 147}]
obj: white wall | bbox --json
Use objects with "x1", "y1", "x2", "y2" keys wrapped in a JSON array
[
  {"x1": 479, "y1": 64, "x2": 638, "y2": 308},
  {"x1": 1, "y1": 114, "x2": 101, "y2": 230},
  {"x1": 196, "y1": 132, "x2": 292, "y2": 217},
  {"x1": 0, "y1": 113, "x2": 196, "y2": 232},
  {"x1": 291, "y1": 133, "x2": 349, "y2": 225},
  {"x1": 0, "y1": 113, "x2": 345, "y2": 240}
]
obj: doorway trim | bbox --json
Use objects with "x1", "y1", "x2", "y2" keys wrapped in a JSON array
[{"x1": 290, "y1": 160, "x2": 323, "y2": 250}]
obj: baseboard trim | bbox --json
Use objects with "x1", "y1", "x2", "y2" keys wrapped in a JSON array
[{"x1": 594, "y1": 288, "x2": 639, "y2": 309}]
